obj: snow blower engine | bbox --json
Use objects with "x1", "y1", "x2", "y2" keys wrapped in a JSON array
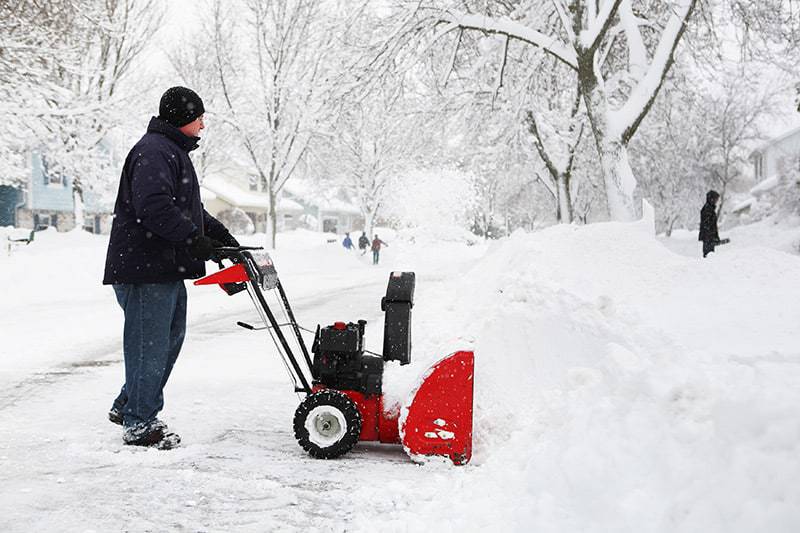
[{"x1": 194, "y1": 247, "x2": 474, "y2": 465}]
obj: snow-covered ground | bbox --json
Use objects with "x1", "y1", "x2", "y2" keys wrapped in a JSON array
[{"x1": 1, "y1": 221, "x2": 799, "y2": 532}]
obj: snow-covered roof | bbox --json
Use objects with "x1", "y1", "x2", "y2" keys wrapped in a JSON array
[
  {"x1": 317, "y1": 197, "x2": 361, "y2": 215},
  {"x1": 731, "y1": 197, "x2": 755, "y2": 213},
  {"x1": 202, "y1": 177, "x2": 304, "y2": 212},
  {"x1": 750, "y1": 125, "x2": 800, "y2": 158},
  {"x1": 283, "y1": 180, "x2": 361, "y2": 215},
  {"x1": 749, "y1": 175, "x2": 780, "y2": 196}
]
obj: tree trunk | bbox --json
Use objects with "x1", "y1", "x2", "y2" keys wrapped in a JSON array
[
  {"x1": 579, "y1": 64, "x2": 637, "y2": 221},
  {"x1": 267, "y1": 190, "x2": 277, "y2": 249},
  {"x1": 365, "y1": 209, "x2": 375, "y2": 237},
  {"x1": 557, "y1": 174, "x2": 573, "y2": 223},
  {"x1": 717, "y1": 181, "x2": 728, "y2": 224},
  {"x1": 72, "y1": 186, "x2": 84, "y2": 231},
  {"x1": 598, "y1": 141, "x2": 637, "y2": 221},
  {"x1": 666, "y1": 216, "x2": 676, "y2": 237}
]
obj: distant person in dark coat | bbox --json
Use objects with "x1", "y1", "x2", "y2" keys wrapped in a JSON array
[
  {"x1": 698, "y1": 190, "x2": 726, "y2": 257},
  {"x1": 371, "y1": 234, "x2": 388, "y2": 265},
  {"x1": 103, "y1": 87, "x2": 239, "y2": 449},
  {"x1": 358, "y1": 231, "x2": 369, "y2": 255},
  {"x1": 342, "y1": 232, "x2": 353, "y2": 250}
]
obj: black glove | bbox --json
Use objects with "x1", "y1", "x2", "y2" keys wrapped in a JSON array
[
  {"x1": 219, "y1": 231, "x2": 240, "y2": 248},
  {"x1": 188, "y1": 235, "x2": 223, "y2": 261}
]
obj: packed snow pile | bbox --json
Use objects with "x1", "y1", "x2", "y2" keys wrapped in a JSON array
[{"x1": 377, "y1": 220, "x2": 800, "y2": 532}]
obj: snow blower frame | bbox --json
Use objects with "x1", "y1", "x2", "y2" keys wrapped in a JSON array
[{"x1": 194, "y1": 247, "x2": 474, "y2": 465}]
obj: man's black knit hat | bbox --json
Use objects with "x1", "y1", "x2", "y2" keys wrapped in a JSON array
[{"x1": 158, "y1": 86, "x2": 205, "y2": 128}]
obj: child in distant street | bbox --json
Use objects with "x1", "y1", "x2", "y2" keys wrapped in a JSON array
[
  {"x1": 358, "y1": 231, "x2": 369, "y2": 255},
  {"x1": 342, "y1": 232, "x2": 353, "y2": 250},
  {"x1": 371, "y1": 234, "x2": 388, "y2": 265}
]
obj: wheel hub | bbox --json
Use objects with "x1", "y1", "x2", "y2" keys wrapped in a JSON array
[
  {"x1": 314, "y1": 412, "x2": 341, "y2": 438},
  {"x1": 304, "y1": 405, "x2": 348, "y2": 447}
]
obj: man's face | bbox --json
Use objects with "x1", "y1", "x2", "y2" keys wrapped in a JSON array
[{"x1": 179, "y1": 114, "x2": 205, "y2": 138}]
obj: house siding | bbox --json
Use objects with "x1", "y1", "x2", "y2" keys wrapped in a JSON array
[
  {"x1": 6, "y1": 152, "x2": 115, "y2": 232},
  {"x1": 30, "y1": 152, "x2": 73, "y2": 212}
]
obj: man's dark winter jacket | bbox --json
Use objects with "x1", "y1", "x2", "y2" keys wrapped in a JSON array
[
  {"x1": 103, "y1": 117, "x2": 233, "y2": 284},
  {"x1": 698, "y1": 201, "x2": 720, "y2": 243}
]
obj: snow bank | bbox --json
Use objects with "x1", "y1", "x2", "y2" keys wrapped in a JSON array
[{"x1": 377, "y1": 220, "x2": 800, "y2": 532}]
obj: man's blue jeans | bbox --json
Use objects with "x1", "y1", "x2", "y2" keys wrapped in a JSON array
[{"x1": 111, "y1": 282, "x2": 187, "y2": 428}]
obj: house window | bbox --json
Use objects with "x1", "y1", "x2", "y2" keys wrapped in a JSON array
[
  {"x1": 322, "y1": 218, "x2": 338, "y2": 234},
  {"x1": 753, "y1": 154, "x2": 762, "y2": 181},
  {"x1": 35, "y1": 213, "x2": 52, "y2": 229},
  {"x1": 41, "y1": 155, "x2": 65, "y2": 186},
  {"x1": 83, "y1": 215, "x2": 101, "y2": 234}
]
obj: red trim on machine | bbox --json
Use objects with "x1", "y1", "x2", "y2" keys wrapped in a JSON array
[
  {"x1": 400, "y1": 351, "x2": 474, "y2": 465},
  {"x1": 193, "y1": 264, "x2": 249, "y2": 286}
]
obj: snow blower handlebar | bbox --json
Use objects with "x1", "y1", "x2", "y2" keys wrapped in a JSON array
[{"x1": 196, "y1": 246, "x2": 315, "y2": 394}]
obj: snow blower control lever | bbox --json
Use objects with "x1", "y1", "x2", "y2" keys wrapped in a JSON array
[{"x1": 194, "y1": 246, "x2": 474, "y2": 465}]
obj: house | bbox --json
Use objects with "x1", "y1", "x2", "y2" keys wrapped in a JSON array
[
  {"x1": 282, "y1": 181, "x2": 363, "y2": 234},
  {"x1": 201, "y1": 173, "x2": 363, "y2": 235},
  {"x1": 1, "y1": 152, "x2": 113, "y2": 233},
  {"x1": 201, "y1": 176, "x2": 305, "y2": 234},
  {"x1": 731, "y1": 125, "x2": 800, "y2": 217},
  {"x1": 749, "y1": 125, "x2": 800, "y2": 183}
]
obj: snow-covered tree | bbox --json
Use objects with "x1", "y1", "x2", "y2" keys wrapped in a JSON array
[
  {"x1": 524, "y1": 88, "x2": 585, "y2": 224},
  {"x1": 383, "y1": 167, "x2": 475, "y2": 233},
  {"x1": 381, "y1": 0, "x2": 699, "y2": 221},
  {"x1": 324, "y1": 82, "x2": 424, "y2": 235},
  {"x1": 0, "y1": 0, "x2": 75, "y2": 186},
  {"x1": 1, "y1": 0, "x2": 163, "y2": 225},
  {"x1": 697, "y1": 72, "x2": 782, "y2": 218},
  {"x1": 376, "y1": 0, "x2": 797, "y2": 220},
  {"x1": 200, "y1": 0, "x2": 358, "y2": 248}
]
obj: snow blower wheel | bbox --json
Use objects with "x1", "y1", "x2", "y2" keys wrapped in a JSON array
[{"x1": 293, "y1": 390, "x2": 362, "y2": 459}]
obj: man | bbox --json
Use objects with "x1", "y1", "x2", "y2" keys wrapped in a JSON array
[
  {"x1": 342, "y1": 232, "x2": 353, "y2": 250},
  {"x1": 103, "y1": 86, "x2": 239, "y2": 449},
  {"x1": 699, "y1": 190, "x2": 723, "y2": 257},
  {"x1": 371, "y1": 234, "x2": 388, "y2": 265},
  {"x1": 358, "y1": 231, "x2": 369, "y2": 255}
]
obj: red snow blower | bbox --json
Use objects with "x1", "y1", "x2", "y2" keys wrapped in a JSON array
[{"x1": 194, "y1": 247, "x2": 474, "y2": 465}]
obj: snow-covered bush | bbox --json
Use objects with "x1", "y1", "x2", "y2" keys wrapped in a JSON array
[
  {"x1": 730, "y1": 169, "x2": 800, "y2": 225},
  {"x1": 215, "y1": 208, "x2": 255, "y2": 235},
  {"x1": 383, "y1": 168, "x2": 475, "y2": 231}
]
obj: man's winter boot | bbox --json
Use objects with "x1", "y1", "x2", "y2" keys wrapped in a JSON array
[
  {"x1": 123, "y1": 419, "x2": 181, "y2": 450},
  {"x1": 156, "y1": 431, "x2": 182, "y2": 450},
  {"x1": 108, "y1": 407, "x2": 123, "y2": 426},
  {"x1": 123, "y1": 421, "x2": 164, "y2": 447}
]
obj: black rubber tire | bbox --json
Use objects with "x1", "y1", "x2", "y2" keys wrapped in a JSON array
[{"x1": 293, "y1": 390, "x2": 362, "y2": 459}]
